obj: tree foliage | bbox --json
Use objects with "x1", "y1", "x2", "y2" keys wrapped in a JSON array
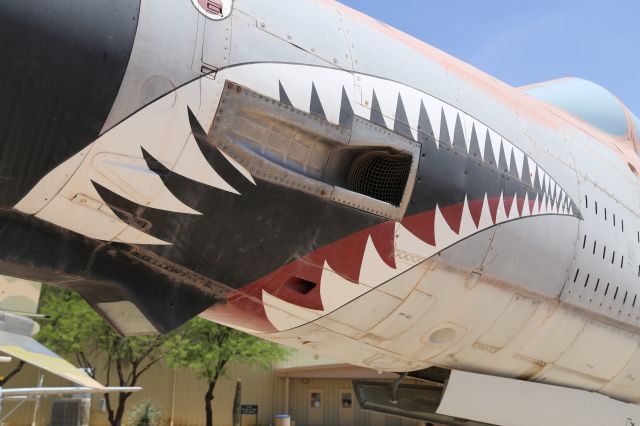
[
  {"x1": 37, "y1": 285, "x2": 291, "y2": 426},
  {"x1": 37, "y1": 286, "x2": 166, "y2": 426},
  {"x1": 164, "y1": 318, "x2": 289, "y2": 426}
]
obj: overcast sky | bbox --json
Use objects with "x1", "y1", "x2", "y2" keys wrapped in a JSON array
[{"x1": 339, "y1": 0, "x2": 640, "y2": 116}]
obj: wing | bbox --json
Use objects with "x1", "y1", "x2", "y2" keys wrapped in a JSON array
[{"x1": 0, "y1": 330, "x2": 104, "y2": 389}]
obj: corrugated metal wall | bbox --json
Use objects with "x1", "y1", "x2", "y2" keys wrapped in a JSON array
[
  {"x1": 0, "y1": 359, "x2": 276, "y2": 426},
  {"x1": 0, "y1": 358, "x2": 425, "y2": 426},
  {"x1": 273, "y1": 378, "x2": 423, "y2": 426}
]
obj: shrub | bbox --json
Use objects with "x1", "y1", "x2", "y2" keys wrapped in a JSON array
[{"x1": 126, "y1": 400, "x2": 163, "y2": 426}]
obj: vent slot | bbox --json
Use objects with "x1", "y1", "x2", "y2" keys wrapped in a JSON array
[
  {"x1": 206, "y1": 0, "x2": 224, "y2": 17},
  {"x1": 285, "y1": 277, "x2": 317, "y2": 295},
  {"x1": 346, "y1": 151, "x2": 412, "y2": 206}
]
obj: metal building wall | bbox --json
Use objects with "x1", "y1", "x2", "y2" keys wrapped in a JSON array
[
  {"x1": 1, "y1": 358, "x2": 424, "y2": 425},
  {"x1": 272, "y1": 377, "x2": 423, "y2": 426},
  {"x1": 0, "y1": 360, "x2": 276, "y2": 426}
]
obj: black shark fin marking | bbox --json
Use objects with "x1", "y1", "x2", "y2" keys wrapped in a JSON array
[
  {"x1": 439, "y1": 109, "x2": 451, "y2": 147},
  {"x1": 141, "y1": 147, "x2": 240, "y2": 216},
  {"x1": 310, "y1": 83, "x2": 327, "y2": 120},
  {"x1": 521, "y1": 155, "x2": 538, "y2": 208},
  {"x1": 339, "y1": 87, "x2": 354, "y2": 129},
  {"x1": 91, "y1": 180, "x2": 161, "y2": 237},
  {"x1": 370, "y1": 90, "x2": 387, "y2": 128},
  {"x1": 452, "y1": 114, "x2": 467, "y2": 153},
  {"x1": 279, "y1": 81, "x2": 293, "y2": 107},
  {"x1": 187, "y1": 108, "x2": 255, "y2": 194},
  {"x1": 509, "y1": 150, "x2": 520, "y2": 180},
  {"x1": 483, "y1": 130, "x2": 496, "y2": 167},
  {"x1": 468, "y1": 125, "x2": 482, "y2": 159},
  {"x1": 533, "y1": 166, "x2": 541, "y2": 192},
  {"x1": 417, "y1": 100, "x2": 435, "y2": 144},
  {"x1": 498, "y1": 141, "x2": 509, "y2": 174},
  {"x1": 394, "y1": 94, "x2": 413, "y2": 139},
  {"x1": 521, "y1": 155, "x2": 532, "y2": 187}
]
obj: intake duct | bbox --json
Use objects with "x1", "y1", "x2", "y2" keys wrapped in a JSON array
[
  {"x1": 346, "y1": 150, "x2": 412, "y2": 206},
  {"x1": 212, "y1": 81, "x2": 420, "y2": 219}
]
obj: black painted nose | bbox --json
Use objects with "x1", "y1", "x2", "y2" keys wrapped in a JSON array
[{"x1": 0, "y1": 0, "x2": 140, "y2": 207}]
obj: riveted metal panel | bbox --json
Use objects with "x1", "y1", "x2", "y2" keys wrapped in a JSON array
[
  {"x1": 482, "y1": 215, "x2": 580, "y2": 298},
  {"x1": 102, "y1": 0, "x2": 202, "y2": 131},
  {"x1": 235, "y1": 0, "x2": 353, "y2": 70}
]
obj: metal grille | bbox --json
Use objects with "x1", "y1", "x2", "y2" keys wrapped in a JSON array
[
  {"x1": 347, "y1": 151, "x2": 412, "y2": 206},
  {"x1": 50, "y1": 400, "x2": 83, "y2": 426}
]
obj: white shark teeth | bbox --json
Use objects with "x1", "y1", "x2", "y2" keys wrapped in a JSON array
[{"x1": 359, "y1": 236, "x2": 400, "y2": 288}]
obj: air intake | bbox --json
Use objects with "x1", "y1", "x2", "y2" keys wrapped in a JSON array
[
  {"x1": 347, "y1": 151, "x2": 412, "y2": 206},
  {"x1": 212, "y1": 81, "x2": 421, "y2": 220}
]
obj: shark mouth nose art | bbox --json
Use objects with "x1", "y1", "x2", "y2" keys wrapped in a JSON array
[{"x1": 16, "y1": 63, "x2": 581, "y2": 333}]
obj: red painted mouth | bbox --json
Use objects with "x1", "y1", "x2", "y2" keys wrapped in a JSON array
[{"x1": 202, "y1": 191, "x2": 573, "y2": 334}]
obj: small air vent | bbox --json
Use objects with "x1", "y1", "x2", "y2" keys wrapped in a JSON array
[
  {"x1": 347, "y1": 151, "x2": 412, "y2": 206},
  {"x1": 285, "y1": 277, "x2": 317, "y2": 295},
  {"x1": 207, "y1": 0, "x2": 224, "y2": 16}
]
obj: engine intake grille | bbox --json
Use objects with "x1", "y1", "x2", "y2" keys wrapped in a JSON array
[{"x1": 347, "y1": 151, "x2": 412, "y2": 206}]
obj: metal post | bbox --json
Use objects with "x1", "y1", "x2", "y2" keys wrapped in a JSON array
[
  {"x1": 170, "y1": 369, "x2": 177, "y2": 426},
  {"x1": 31, "y1": 370, "x2": 44, "y2": 426},
  {"x1": 284, "y1": 376, "x2": 290, "y2": 415}
]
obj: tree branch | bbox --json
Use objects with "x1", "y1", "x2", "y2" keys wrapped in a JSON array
[
  {"x1": 116, "y1": 358, "x2": 126, "y2": 387},
  {"x1": 78, "y1": 351, "x2": 95, "y2": 378},
  {"x1": 104, "y1": 352, "x2": 115, "y2": 425},
  {"x1": 136, "y1": 356, "x2": 163, "y2": 379}
]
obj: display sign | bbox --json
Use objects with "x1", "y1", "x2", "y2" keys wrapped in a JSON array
[{"x1": 240, "y1": 405, "x2": 258, "y2": 426}]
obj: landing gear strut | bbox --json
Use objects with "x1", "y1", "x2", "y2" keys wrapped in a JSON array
[{"x1": 389, "y1": 372, "x2": 408, "y2": 404}]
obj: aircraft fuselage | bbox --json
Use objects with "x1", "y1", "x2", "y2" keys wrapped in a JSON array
[{"x1": 2, "y1": 0, "x2": 640, "y2": 409}]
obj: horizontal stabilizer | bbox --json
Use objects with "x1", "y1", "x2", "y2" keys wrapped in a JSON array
[{"x1": 0, "y1": 330, "x2": 104, "y2": 389}]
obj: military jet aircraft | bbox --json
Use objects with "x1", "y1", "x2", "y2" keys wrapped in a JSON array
[{"x1": 2, "y1": 0, "x2": 640, "y2": 424}]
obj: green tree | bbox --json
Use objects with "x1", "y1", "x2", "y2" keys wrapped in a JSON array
[
  {"x1": 37, "y1": 286, "x2": 167, "y2": 426},
  {"x1": 164, "y1": 318, "x2": 289, "y2": 426}
]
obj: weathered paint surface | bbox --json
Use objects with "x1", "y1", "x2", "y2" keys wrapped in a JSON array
[{"x1": 2, "y1": 0, "x2": 640, "y2": 412}]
